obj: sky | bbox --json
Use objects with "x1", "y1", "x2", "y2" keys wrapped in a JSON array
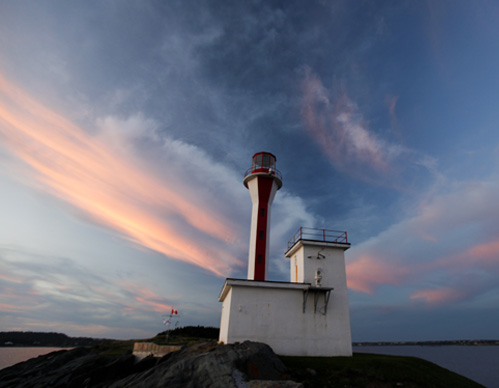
[{"x1": 1, "y1": 0, "x2": 499, "y2": 342}]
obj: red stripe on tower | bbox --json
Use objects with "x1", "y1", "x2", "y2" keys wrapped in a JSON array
[{"x1": 243, "y1": 152, "x2": 282, "y2": 281}]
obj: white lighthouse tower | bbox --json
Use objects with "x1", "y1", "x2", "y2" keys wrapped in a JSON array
[
  {"x1": 218, "y1": 152, "x2": 352, "y2": 357},
  {"x1": 243, "y1": 152, "x2": 282, "y2": 281}
]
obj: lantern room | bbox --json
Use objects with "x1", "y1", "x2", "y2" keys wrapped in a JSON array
[{"x1": 243, "y1": 152, "x2": 282, "y2": 189}]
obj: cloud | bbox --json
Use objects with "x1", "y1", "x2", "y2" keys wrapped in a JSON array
[
  {"x1": 0, "y1": 303, "x2": 26, "y2": 313},
  {"x1": 122, "y1": 281, "x2": 177, "y2": 314},
  {"x1": 95, "y1": 113, "x2": 160, "y2": 152},
  {"x1": 467, "y1": 240, "x2": 499, "y2": 266},
  {"x1": 301, "y1": 68, "x2": 394, "y2": 174},
  {"x1": 410, "y1": 288, "x2": 467, "y2": 305},
  {"x1": 346, "y1": 178, "x2": 499, "y2": 306},
  {"x1": 300, "y1": 68, "x2": 442, "y2": 191},
  {"x1": 269, "y1": 191, "x2": 318, "y2": 277},
  {"x1": 0, "y1": 248, "x2": 185, "y2": 337},
  {"x1": 387, "y1": 95, "x2": 398, "y2": 118},
  {"x1": 0, "y1": 71, "x2": 244, "y2": 277},
  {"x1": 0, "y1": 68, "x2": 319, "y2": 287},
  {"x1": 347, "y1": 255, "x2": 410, "y2": 294}
]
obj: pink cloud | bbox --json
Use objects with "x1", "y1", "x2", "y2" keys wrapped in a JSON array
[
  {"x1": 123, "y1": 282, "x2": 175, "y2": 314},
  {"x1": 410, "y1": 288, "x2": 466, "y2": 305},
  {"x1": 0, "y1": 72, "x2": 240, "y2": 277},
  {"x1": 0, "y1": 302, "x2": 26, "y2": 312},
  {"x1": 346, "y1": 180, "x2": 499, "y2": 305},
  {"x1": 301, "y1": 68, "x2": 391, "y2": 176},
  {"x1": 0, "y1": 273, "x2": 23, "y2": 284},
  {"x1": 346, "y1": 255, "x2": 410, "y2": 294},
  {"x1": 468, "y1": 240, "x2": 499, "y2": 265},
  {"x1": 434, "y1": 239, "x2": 499, "y2": 272},
  {"x1": 0, "y1": 289, "x2": 38, "y2": 312}
]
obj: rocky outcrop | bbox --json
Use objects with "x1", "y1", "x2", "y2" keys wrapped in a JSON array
[{"x1": 0, "y1": 341, "x2": 302, "y2": 388}]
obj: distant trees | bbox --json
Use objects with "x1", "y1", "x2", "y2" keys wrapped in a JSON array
[
  {"x1": 0, "y1": 332, "x2": 107, "y2": 347},
  {"x1": 158, "y1": 326, "x2": 220, "y2": 340},
  {"x1": 1, "y1": 326, "x2": 222, "y2": 347}
]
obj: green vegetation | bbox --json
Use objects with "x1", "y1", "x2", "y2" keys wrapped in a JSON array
[
  {"x1": 280, "y1": 353, "x2": 485, "y2": 388},
  {"x1": 158, "y1": 325, "x2": 219, "y2": 340},
  {"x1": 152, "y1": 325, "x2": 220, "y2": 346},
  {"x1": 89, "y1": 339, "x2": 136, "y2": 358}
]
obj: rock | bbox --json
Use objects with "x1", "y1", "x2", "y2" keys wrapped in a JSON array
[
  {"x1": 249, "y1": 381, "x2": 304, "y2": 388},
  {"x1": 0, "y1": 347, "x2": 136, "y2": 388},
  {"x1": 305, "y1": 367, "x2": 317, "y2": 376},
  {"x1": 0, "y1": 341, "x2": 293, "y2": 388},
  {"x1": 109, "y1": 341, "x2": 289, "y2": 388}
]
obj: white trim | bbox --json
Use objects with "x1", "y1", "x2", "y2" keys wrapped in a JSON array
[{"x1": 219, "y1": 278, "x2": 311, "y2": 301}]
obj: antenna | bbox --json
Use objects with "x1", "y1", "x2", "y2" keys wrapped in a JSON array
[{"x1": 162, "y1": 308, "x2": 180, "y2": 344}]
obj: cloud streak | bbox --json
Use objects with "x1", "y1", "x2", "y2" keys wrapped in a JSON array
[
  {"x1": 123, "y1": 282, "x2": 176, "y2": 314},
  {"x1": 0, "y1": 72, "x2": 240, "y2": 277},
  {"x1": 346, "y1": 179, "x2": 499, "y2": 307},
  {"x1": 300, "y1": 68, "x2": 441, "y2": 192},
  {"x1": 301, "y1": 68, "x2": 394, "y2": 176},
  {"x1": 346, "y1": 255, "x2": 410, "y2": 294},
  {"x1": 0, "y1": 250, "x2": 184, "y2": 337}
]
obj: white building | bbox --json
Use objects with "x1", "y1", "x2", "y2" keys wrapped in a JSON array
[{"x1": 218, "y1": 153, "x2": 352, "y2": 357}]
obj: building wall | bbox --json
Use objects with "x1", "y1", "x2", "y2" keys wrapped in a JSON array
[
  {"x1": 288, "y1": 241, "x2": 349, "y2": 289},
  {"x1": 219, "y1": 287, "x2": 232, "y2": 342},
  {"x1": 219, "y1": 283, "x2": 352, "y2": 357}
]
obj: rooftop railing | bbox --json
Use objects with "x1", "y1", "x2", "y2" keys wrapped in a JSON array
[{"x1": 287, "y1": 227, "x2": 348, "y2": 250}]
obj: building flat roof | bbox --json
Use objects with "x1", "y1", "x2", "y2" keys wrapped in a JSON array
[{"x1": 218, "y1": 278, "x2": 333, "y2": 301}]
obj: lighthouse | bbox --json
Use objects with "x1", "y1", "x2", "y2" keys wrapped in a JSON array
[
  {"x1": 243, "y1": 152, "x2": 282, "y2": 281},
  {"x1": 218, "y1": 152, "x2": 352, "y2": 357}
]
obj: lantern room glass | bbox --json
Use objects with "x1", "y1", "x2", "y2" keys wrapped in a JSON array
[{"x1": 251, "y1": 152, "x2": 276, "y2": 172}]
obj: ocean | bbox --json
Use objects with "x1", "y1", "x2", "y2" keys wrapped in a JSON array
[
  {"x1": 354, "y1": 345, "x2": 499, "y2": 388},
  {"x1": 0, "y1": 347, "x2": 70, "y2": 370}
]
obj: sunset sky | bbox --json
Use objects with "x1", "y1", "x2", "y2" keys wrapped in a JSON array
[{"x1": 1, "y1": 1, "x2": 499, "y2": 341}]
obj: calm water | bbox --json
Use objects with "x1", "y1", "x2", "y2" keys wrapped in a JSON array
[
  {"x1": 0, "y1": 347, "x2": 70, "y2": 370},
  {"x1": 354, "y1": 345, "x2": 499, "y2": 388}
]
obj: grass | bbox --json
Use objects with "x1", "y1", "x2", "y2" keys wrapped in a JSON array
[
  {"x1": 88, "y1": 339, "x2": 136, "y2": 357},
  {"x1": 88, "y1": 333, "x2": 218, "y2": 358},
  {"x1": 279, "y1": 352, "x2": 485, "y2": 388}
]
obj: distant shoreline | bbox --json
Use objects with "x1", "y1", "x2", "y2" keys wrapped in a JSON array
[
  {"x1": 2, "y1": 331, "x2": 498, "y2": 348},
  {"x1": 0, "y1": 331, "x2": 109, "y2": 348},
  {"x1": 353, "y1": 340, "x2": 499, "y2": 347}
]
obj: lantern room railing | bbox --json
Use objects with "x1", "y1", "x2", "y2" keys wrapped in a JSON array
[
  {"x1": 287, "y1": 227, "x2": 348, "y2": 249},
  {"x1": 244, "y1": 166, "x2": 282, "y2": 180}
]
